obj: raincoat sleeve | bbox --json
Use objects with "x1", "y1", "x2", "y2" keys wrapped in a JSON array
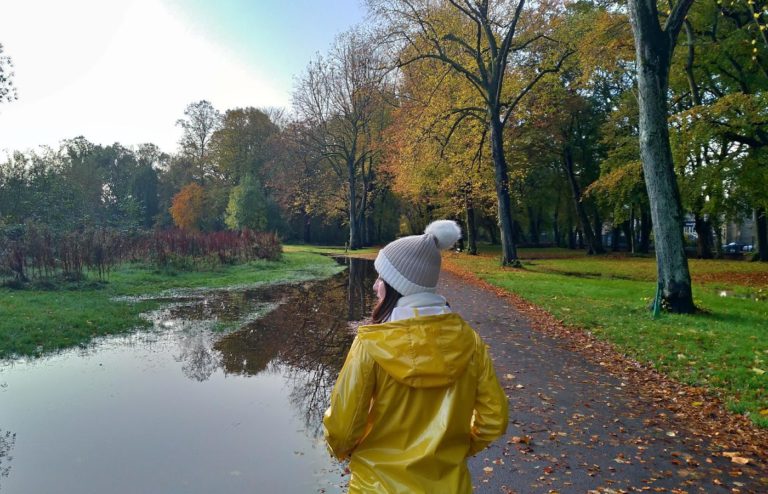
[
  {"x1": 323, "y1": 337, "x2": 376, "y2": 461},
  {"x1": 468, "y1": 339, "x2": 509, "y2": 456}
]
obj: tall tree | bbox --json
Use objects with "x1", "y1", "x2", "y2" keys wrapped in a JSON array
[
  {"x1": 61, "y1": 137, "x2": 106, "y2": 226},
  {"x1": 382, "y1": 52, "x2": 495, "y2": 253},
  {"x1": 225, "y1": 173, "x2": 268, "y2": 231},
  {"x1": 627, "y1": 0, "x2": 696, "y2": 312},
  {"x1": 293, "y1": 29, "x2": 390, "y2": 249},
  {"x1": 667, "y1": 0, "x2": 768, "y2": 261},
  {"x1": 370, "y1": 0, "x2": 573, "y2": 265},
  {"x1": 132, "y1": 144, "x2": 166, "y2": 228},
  {"x1": 170, "y1": 183, "x2": 205, "y2": 231},
  {"x1": 176, "y1": 100, "x2": 221, "y2": 184},
  {"x1": 264, "y1": 123, "x2": 323, "y2": 242},
  {"x1": 0, "y1": 43, "x2": 17, "y2": 106},
  {"x1": 211, "y1": 107, "x2": 279, "y2": 184}
]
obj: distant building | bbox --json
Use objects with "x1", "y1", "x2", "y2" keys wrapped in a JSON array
[
  {"x1": 722, "y1": 214, "x2": 755, "y2": 246},
  {"x1": 683, "y1": 218, "x2": 696, "y2": 237}
]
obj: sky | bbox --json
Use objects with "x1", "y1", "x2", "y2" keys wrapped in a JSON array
[{"x1": 0, "y1": 0, "x2": 366, "y2": 155}]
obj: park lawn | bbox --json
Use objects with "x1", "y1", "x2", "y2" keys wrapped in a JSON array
[
  {"x1": 445, "y1": 247, "x2": 768, "y2": 427},
  {"x1": 0, "y1": 251, "x2": 344, "y2": 360}
]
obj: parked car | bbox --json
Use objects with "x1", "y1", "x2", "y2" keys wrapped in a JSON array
[
  {"x1": 742, "y1": 244, "x2": 754, "y2": 253},
  {"x1": 723, "y1": 242, "x2": 745, "y2": 253}
]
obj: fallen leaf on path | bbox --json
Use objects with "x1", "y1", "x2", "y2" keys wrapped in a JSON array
[{"x1": 508, "y1": 435, "x2": 532, "y2": 444}]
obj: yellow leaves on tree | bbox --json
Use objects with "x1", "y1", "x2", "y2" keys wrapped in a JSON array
[{"x1": 170, "y1": 182, "x2": 205, "y2": 231}]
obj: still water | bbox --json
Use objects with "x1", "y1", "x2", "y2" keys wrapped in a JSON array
[{"x1": 0, "y1": 257, "x2": 377, "y2": 494}]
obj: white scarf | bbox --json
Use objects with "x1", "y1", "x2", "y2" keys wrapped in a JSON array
[{"x1": 389, "y1": 292, "x2": 451, "y2": 322}]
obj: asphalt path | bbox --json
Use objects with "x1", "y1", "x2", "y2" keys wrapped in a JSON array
[{"x1": 437, "y1": 271, "x2": 767, "y2": 494}]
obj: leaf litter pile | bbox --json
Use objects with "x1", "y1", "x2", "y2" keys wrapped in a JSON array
[{"x1": 442, "y1": 259, "x2": 768, "y2": 493}]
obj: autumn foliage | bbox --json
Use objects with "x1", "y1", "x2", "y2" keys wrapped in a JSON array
[{"x1": 170, "y1": 183, "x2": 205, "y2": 231}]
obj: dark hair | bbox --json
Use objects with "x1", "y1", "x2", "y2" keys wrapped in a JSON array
[{"x1": 371, "y1": 280, "x2": 402, "y2": 324}]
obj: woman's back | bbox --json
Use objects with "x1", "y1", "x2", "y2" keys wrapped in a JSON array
[{"x1": 324, "y1": 313, "x2": 508, "y2": 493}]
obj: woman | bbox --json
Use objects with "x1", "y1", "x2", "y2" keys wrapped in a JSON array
[{"x1": 323, "y1": 220, "x2": 509, "y2": 493}]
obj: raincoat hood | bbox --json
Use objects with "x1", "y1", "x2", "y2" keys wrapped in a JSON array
[{"x1": 357, "y1": 313, "x2": 476, "y2": 388}]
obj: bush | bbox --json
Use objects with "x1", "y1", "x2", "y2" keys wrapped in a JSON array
[{"x1": 0, "y1": 224, "x2": 282, "y2": 286}]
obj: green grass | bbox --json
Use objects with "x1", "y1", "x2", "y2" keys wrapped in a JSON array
[
  {"x1": 109, "y1": 251, "x2": 345, "y2": 295},
  {"x1": 0, "y1": 251, "x2": 344, "y2": 359},
  {"x1": 445, "y1": 247, "x2": 768, "y2": 426},
  {"x1": 283, "y1": 244, "x2": 381, "y2": 257}
]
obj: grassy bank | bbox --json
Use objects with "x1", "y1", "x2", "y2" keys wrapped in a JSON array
[
  {"x1": 0, "y1": 251, "x2": 344, "y2": 359},
  {"x1": 283, "y1": 244, "x2": 380, "y2": 258},
  {"x1": 444, "y1": 246, "x2": 768, "y2": 427}
]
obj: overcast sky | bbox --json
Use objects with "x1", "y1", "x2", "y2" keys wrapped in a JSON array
[{"x1": 0, "y1": 0, "x2": 365, "y2": 156}]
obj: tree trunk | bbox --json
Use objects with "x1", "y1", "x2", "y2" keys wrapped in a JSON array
[
  {"x1": 489, "y1": 113, "x2": 519, "y2": 265},
  {"x1": 612, "y1": 227, "x2": 621, "y2": 252},
  {"x1": 628, "y1": 207, "x2": 636, "y2": 253},
  {"x1": 527, "y1": 206, "x2": 540, "y2": 247},
  {"x1": 303, "y1": 211, "x2": 311, "y2": 244},
  {"x1": 359, "y1": 195, "x2": 367, "y2": 247},
  {"x1": 593, "y1": 209, "x2": 604, "y2": 253},
  {"x1": 359, "y1": 192, "x2": 369, "y2": 247},
  {"x1": 360, "y1": 157, "x2": 374, "y2": 247},
  {"x1": 367, "y1": 215, "x2": 375, "y2": 246},
  {"x1": 553, "y1": 207, "x2": 561, "y2": 247},
  {"x1": 712, "y1": 215, "x2": 723, "y2": 258},
  {"x1": 694, "y1": 213, "x2": 714, "y2": 259},
  {"x1": 639, "y1": 207, "x2": 652, "y2": 254},
  {"x1": 563, "y1": 147, "x2": 604, "y2": 255},
  {"x1": 567, "y1": 220, "x2": 577, "y2": 250},
  {"x1": 512, "y1": 220, "x2": 524, "y2": 246},
  {"x1": 628, "y1": 0, "x2": 695, "y2": 312},
  {"x1": 347, "y1": 156, "x2": 361, "y2": 250},
  {"x1": 486, "y1": 217, "x2": 499, "y2": 245},
  {"x1": 756, "y1": 206, "x2": 768, "y2": 262},
  {"x1": 621, "y1": 220, "x2": 632, "y2": 253},
  {"x1": 465, "y1": 196, "x2": 478, "y2": 255}
]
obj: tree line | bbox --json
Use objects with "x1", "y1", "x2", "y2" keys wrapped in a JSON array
[{"x1": 1, "y1": 0, "x2": 767, "y2": 313}]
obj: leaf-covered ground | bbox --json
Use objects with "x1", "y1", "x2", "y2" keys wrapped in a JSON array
[{"x1": 436, "y1": 266, "x2": 768, "y2": 492}]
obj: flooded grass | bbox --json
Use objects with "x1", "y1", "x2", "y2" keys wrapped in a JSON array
[
  {"x1": 0, "y1": 257, "x2": 377, "y2": 493},
  {"x1": 0, "y1": 251, "x2": 345, "y2": 359}
]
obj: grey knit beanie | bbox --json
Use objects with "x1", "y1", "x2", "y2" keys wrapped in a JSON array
[{"x1": 374, "y1": 220, "x2": 462, "y2": 296}]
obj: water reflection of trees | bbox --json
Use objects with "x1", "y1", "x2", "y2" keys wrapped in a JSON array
[
  {"x1": 160, "y1": 286, "x2": 294, "y2": 382},
  {"x1": 0, "y1": 429, "x2": 15, "y2": 483},
  {"x1": 174, "y1": 330, "x2": 222, "y2": 382},
  {"x1": 347, "y1": 256, "x2": 370, "y2": 321},
  {"x1": 215, "y1": 258, "x2": 377, "y2": 435}
]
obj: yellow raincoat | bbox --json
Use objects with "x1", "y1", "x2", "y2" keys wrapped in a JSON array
[{"x1": 323, "y1": 313, "x2": 509, "y2": 493}]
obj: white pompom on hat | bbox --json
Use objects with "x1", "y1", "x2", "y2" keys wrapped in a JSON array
[{"x1": 374, "y1": 220, "x2": 462, "y2": 296}]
